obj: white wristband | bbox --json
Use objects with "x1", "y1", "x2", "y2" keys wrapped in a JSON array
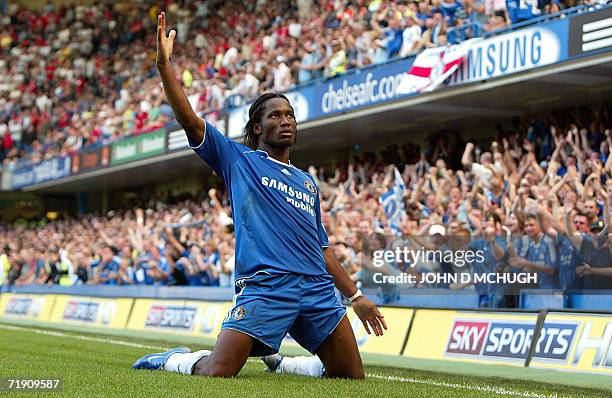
[{"x1": 348, "y1": 289, "x2": 363, "y2": 303}]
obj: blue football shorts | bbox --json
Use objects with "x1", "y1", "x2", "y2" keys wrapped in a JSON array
[{"x1": 221, "y1": 271, "x2": 347, "y2": 356}]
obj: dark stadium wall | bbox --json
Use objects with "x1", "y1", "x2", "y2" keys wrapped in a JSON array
[
  {"x1": 102, "y1": 175, "x2": 208, "y2": 212},
  {"x1": 154, "y1": 177, "x2": 204, "y2": 200},
  {"x1": 44, "y1": 194, "x2": 77, "y2": 220},
  {"x1": 76, "y1": 191, "x2": 105, "y2": 216},
  {"x1": 0, "y1": 192, "x2": 44, "y2": 222}
]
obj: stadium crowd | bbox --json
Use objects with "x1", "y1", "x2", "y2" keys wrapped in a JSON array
[
  {"x1": 0, "y1": 0, "x2": 605, "y2": 168},
  {"x1": 1, "y1": 104, "x2": 612, "y2": 308}
]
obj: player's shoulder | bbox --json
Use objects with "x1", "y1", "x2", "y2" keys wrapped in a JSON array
[{"x1": 202, "y1": 118, "x2": 248, "y2": 149}]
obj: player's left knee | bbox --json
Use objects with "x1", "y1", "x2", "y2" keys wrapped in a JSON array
[
  {"x1": 192, "y1": 359, "x2": 240, "y2": 378},
  {"x1": 326, "y1": 368, "x2": 365, "y2": 380},
  {"x1": 348, "y1": 371, "x2": 365, "y2": 380}
]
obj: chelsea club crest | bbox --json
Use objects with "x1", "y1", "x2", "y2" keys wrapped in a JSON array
[
  {"x1": 232, "y1": 306, "x2": 246, "y2": 320},
  {"x1": 304, "y1": 180, "x2": 316, "y2": 194}
]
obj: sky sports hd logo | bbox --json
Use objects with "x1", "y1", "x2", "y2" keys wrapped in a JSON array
[
  {"x1": 63, "y1": 301, "x2": 99, "y2": 322},
  {"x1": 446, "y1": 319, "x2": 578, "y2": 362},
  {"x1": 145, "y1": 305, "x2": 196, "y2": 329}
]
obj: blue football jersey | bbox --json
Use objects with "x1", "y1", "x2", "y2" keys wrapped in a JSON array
[
  {"x1": 189, "y1": 119, "x2": 329, "y2": 280},
  {"x1": 514, "y1": 235, "x2": 559, "y2": 289}
]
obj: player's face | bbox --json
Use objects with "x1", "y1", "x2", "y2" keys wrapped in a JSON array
[{"x1": 257, "y1": 98, "x2": 297, "y2": 149}]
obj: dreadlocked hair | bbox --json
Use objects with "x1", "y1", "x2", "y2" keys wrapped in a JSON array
[{"x1": 242, "y1": 92, "x2": 292, "y2": 150}]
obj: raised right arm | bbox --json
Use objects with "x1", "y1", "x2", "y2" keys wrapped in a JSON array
[{"x1": 156, "y1": 12, "x2": 204, "y2": 143}]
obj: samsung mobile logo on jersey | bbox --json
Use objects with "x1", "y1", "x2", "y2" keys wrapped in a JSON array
[
  {"x1": 261, "y1": 176, "x2": 316, "y2": 216},
  {"x1": 145, "y1": 305, "x2": 196, "y2": 329},
  {"x1": 63, "y1": 301, "x2": 99, "y2": 322},
  {"x1": 5, "y1": 298, "x2": 33, "y2": 315},
  {"x1": 446, "y1": 319, "x2": 577, "y2": 361}
]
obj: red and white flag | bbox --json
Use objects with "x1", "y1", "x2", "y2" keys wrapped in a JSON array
[{"x1": 396, "y1": 39, "x2": 477, "y2": 95}]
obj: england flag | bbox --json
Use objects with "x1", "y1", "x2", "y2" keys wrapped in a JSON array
[{"x1": 396, "y1": 39, "x2": 478, "y2": 95}]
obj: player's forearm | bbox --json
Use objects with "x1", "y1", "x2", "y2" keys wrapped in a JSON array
[
  {"x1": 324, "y1": 248, "x2": 358, "y2": 298},
  {"x1": 157, "y1": 63, "x2": 204, "y2": 141}
]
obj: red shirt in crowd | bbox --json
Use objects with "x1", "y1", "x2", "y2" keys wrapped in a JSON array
[
  {"x1": 2, "y1": 133, "x2": 13, "y2": 150},
  {"x1": 135, "y1": 111, "x2": 148, "y2": 130}
]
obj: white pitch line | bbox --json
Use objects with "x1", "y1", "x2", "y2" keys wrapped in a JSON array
[
  {"x1": 0, "y1": 324, "x2": 571, "y2": 398},
  {"x1": 0, "y1": 323, "x2": 261, "y2": 362},
  {"x1": 367, "y1": 373, "x2": 566, "y2": 398},
  {"x1": 0, "y1": 324, "x2": 168, "y2": 351}
]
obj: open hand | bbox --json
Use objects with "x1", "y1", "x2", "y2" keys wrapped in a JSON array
[
  {"x1": 351, "y1": 296, "x2": 387, "y2": 336},
  {"x1": 157, "y1": 12, "x2": 176, "y2": 67}
]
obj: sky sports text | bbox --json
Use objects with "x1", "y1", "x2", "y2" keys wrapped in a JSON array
[{"x1": 447, "y1": 319, "x2": 612, "y2": 368}]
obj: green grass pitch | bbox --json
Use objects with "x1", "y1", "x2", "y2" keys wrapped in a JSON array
[{"x1": 0, "y1": 322, "x2": 610, "y2": 398}]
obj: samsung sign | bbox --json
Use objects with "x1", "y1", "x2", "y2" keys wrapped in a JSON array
[{"x1": 449, "y1": 19, "x2": 568, "y2": 84}]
